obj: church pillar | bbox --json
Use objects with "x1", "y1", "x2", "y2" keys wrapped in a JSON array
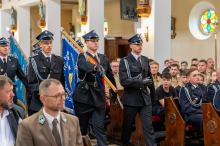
[
  {"x1": 45, "y1": 0, "x2": 61, "y2": 55},
  {"x1": 16, "y1": 6, "x2": 31, "y2": 57},
  {"x1": 87, "y1": 0, "x2": 104, "y2": 53},
  {"x1": 0, "y1": 9, "x2": 11, "y2": 38},
  {"x1": 141, "y1": 0, "x2": 171, "y2": 70}
]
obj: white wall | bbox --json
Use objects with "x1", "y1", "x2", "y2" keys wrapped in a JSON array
[{"x1": 171, "y1": 0, "x2": 220, "y2": 67}]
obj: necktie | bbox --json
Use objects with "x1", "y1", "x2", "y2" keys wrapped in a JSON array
[
  {"x1": 46, "y1": 57, "x2": 50, "y2": 63},
  {"x1": 52, "y1": 119, "x2": 62, "y2": 146},
  {"x1": 3, "y1": 58, "x2": 7, "y2": 68},
  {"x1": 137, "y1": 56, "x2": 142, "y2": 66},
  {"x1": 94, "y1": 55, "x2": 99, "y2": 64}
]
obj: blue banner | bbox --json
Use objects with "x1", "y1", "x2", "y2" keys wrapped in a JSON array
[
  {"x1": 62, "y1": 36, "x2": 79, "y2": 114},
  {"x1": 9, "y1": 35, "x2": 28, "y2": 106}
]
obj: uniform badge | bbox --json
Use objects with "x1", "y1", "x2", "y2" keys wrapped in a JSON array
[
  {"x1": 61, "y1": 115, "x2": 67, "y2": 123},
  {"x1": 38, "y1": 115, "x2": 45, "y2": 124}
]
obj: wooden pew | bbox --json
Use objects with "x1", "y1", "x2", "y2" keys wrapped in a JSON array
[
  {"x1": 107, "y1": 103, "x2": 123, "y2": 141},
  {"x1": 202, "y1": 103, "x2": 220, "y2": 146},
  {"x1": 164, "y1": 97, "x2": 185, "y2": 146},
  {"x1": 130, "y1": 114, "x2": 145, "y2": 146},
  {"x1": 107, "y1": 89, "x2": 124, "y2": 140},
  {"x1": 107, "y1": 93, "x2": 165, "y2": 145}
]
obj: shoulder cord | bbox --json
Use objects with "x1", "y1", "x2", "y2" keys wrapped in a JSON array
[
  {"x1": 123, "y1": 58, "x2": 142, "y2": 79},
  {"x1": 212, "y1": 84, "x2": 220, "y2": 112},
  {"x1": 30, "y1": 57, "x2": 50, "y2": 83},
  {"x1": 183, "y1": 86, "x2": 202, "y2": 107}
]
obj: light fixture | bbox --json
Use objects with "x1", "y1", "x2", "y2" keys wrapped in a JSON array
[
  {"x1": 10, "y1": 6, "x2": 17, "y2": 32},
  {"x1": 104, "y1": 19, "x2": 108, "y2": 36},
  {"x1": 38, "y1": 0, "x2": 46, "y2": 29},
  {"x1": 144, "y1": 26, "x2": 149, "y2": 42},
  {"x1": 136, "y1": 0, "x2": 151, "y2": 18}
]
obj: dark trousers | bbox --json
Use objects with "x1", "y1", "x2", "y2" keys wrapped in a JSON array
[
  {"x1": 188, "y1": 113, "x2": 203, "y2": 133},
  {"x1": 122, "y1": 105, "x2": 155, "y2": 146},
  {"x1": 75, "y1": 102, "x2": 107, "y2": 146}
]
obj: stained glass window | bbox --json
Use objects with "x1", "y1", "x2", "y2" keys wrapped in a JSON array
[{"x1": 200, "y1": 9, "x2": 218, "y2": 34}]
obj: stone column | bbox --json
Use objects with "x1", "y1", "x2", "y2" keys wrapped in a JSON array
[
  {"x1": 45, "y1": 0, "x2": 61, "y2": 55},
  {"x1": 87, "y1": 0, "x2": 104, "y2": 53}
]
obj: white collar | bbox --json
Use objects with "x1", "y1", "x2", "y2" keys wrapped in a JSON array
[
  {"x1": 42, "y1": 51, "x2": 51, "y2": 58},
  {"x1": 192, "y1": 84, "x2": 198, "y2": 88},
  {"x1": 131, "y1": 52, "x2": 141, "y2": 60},
  {"x1": 86, "y1": 50, "x2": 98, "y2": 57},
  {"x1": 43, "y1": 108, "x2": 61, "y2": 124},
  {"x1": 0, "y1": 56, "x2": 8, "y2": 62},
  {"x1": 0, "y1": 109, "x2": 9, "y2": 119}
]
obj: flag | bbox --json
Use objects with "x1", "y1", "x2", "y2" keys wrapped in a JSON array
[
  {"x1": 9, "y1": 35, "x2": 28, "y2": 107},
  {"x1": 62, "y1": 35, "x2": 79, "y2": 114}
]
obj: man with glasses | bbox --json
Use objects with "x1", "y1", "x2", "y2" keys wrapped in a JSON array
[
  {"x1": 16, "y1": 79, "x2": 83, "y2": 146},
  {"x1": 74, "y1": 30, "x2": 116, "y2": 146},
  {"x1": 0, "y1": 37, "x2": 28, "y2": 104},
  {"x1": 27, "y1": 30, "x2": 64, "y2": 115},
  {"x1": 179, "y1": 68, "x2": 207, "y2": 133}
]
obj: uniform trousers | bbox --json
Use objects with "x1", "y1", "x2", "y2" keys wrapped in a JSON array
[
  {"x1": 75, "y1": 102, "x2": 107, "y2": 146},
  {"x1": 122, "y1": 105, "x2": 155, "y2": 146},
  {"x1": 188, "y1": 113, "x2": 203, "y2": 133}
]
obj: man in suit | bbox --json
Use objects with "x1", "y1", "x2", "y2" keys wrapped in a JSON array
[
  {"x1": 119, "y1": 34, "x2": 155, "y2": 146},
  {"x1": 0, "y1": 37, "x2": 28, "y2": 104},
  {"x1": 27, "y1": 30, "x2": 64, "y2": 115},
  {"x1": 16, "y1": 79, "x2": 83, "y2": 146},
  {"x1": 179, "y1": 68, "x2": 207, "y2": 133},
  {"x1": 74, "y1": 30, "x2": 116, "y2": 146},
  {"x1": 0, "y1": 75, "x2": 25, "y2": 146}
]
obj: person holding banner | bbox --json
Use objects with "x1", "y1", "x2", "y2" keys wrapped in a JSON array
[
  {"x1": 119, "y1": 34, "x2": 156, "y2": 146},
  {"x1": 74, "y1": 30, "x2": 116, "y2": 146},
  {"x1": 0, "y1": 37, "x2": 28, "y2": 104},
  {"x1": 27, "y1": 30, "x2": 64, "y2": 115}
]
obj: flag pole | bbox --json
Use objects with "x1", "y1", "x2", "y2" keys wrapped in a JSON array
[
  {"x1": 8, "y1": 31, "x2": 28, "y2": 62},
  {"x1": 61, "y1": 30, "x2": 117, "y2": 92},
  {"x1": 61, "y1": 30, "x2": 124, "y2": 109},
  {"x1": 214, "y1": 33, "x2": 217, "y2": 69}
]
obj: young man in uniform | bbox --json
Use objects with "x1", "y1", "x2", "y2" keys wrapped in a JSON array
[
  {"x1": 27, "y1": 30, "x2": 64, "y2": 115},
  {"x1": 0, "y1": 37, "x2": 28, "y2": 104},
  {"x1": 119, "y1": 34, "x2": 155, "y2": 146},
  {"x1": 74, "y1": 30, "x2": 116, "y2": 146}
]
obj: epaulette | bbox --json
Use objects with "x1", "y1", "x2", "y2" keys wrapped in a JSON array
[
  {"x1": 8, "y1": 54, "x2": 17, "y2": 59},
  {"x1": 31, "y1": 53, "x2": 39, "y2": 58}
]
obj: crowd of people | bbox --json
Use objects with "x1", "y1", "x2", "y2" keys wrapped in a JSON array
[{"x1": 0, "y1": 28, "x2": 219, "y2": 146}]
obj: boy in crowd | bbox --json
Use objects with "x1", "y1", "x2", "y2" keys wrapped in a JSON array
[
  {"x1": 175, "y1": 70, "x2": 189, "y2": 95},
  {"x1": 169, "y1": 64, "x2": 180, "y2": 87},
  {"x1": 152, "y1": 72, "x2": 177, "y2": 121}
]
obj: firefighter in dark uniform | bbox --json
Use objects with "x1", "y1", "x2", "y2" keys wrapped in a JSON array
[
  {"x1": 0, "y1": 37, "x2": 28, "y2": 104},
  {"x1": 207, "y1": 68, "x2": 220, "y2": 111},
  {"x1": 74, "y1": 30, "x2": 116, "y2": 146},
  {"x1": 27, "y1": 30, "x2": 64, "y2": 115},
  {"x1": 179, "y1": 68, "x2": 207, "y2": 133},
  {"x1": 119, "y1": 34, "x2": 155, "y2": 146}
]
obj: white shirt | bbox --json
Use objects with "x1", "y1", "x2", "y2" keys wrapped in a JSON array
[
  {"x1": 43, "y1": 108, "x2": 63, "y2": 146},
  {"x1": 131, "y1": 52, "x2": 141, "y2": 61},
  {"x1": 192, "y1": 84, "x2": 198, "y2": 88},
  {"x1": 0, "y1": 110, "x2": 15, "y2": 146},
  {"x1": 0, "y1": 56, "x2": 7, "y2": 63},
  {"x1": 42, "y1": 51, "x2": 51, "y2": 59}
]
